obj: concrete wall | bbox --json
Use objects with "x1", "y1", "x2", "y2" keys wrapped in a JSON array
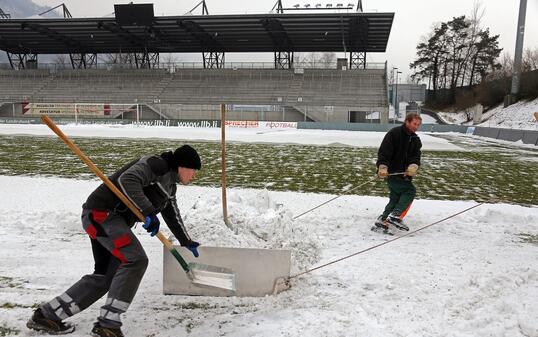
[
  {"x1": 297, "y1": 123, "x2": 537, "y2": 145},
  {"x1": 389, "y1": 84, "x2": 426, "y2": 102},
  {"x1": 473, "y1": 126, "x2": 538, "y2": 145},
  {"x1": 297, "y1": 122, "x2": 468, "y2": 133}
]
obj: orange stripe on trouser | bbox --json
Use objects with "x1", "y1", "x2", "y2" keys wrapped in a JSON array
[{"x1": 399, "y1": 202, "x2": 413, "y2": 219}]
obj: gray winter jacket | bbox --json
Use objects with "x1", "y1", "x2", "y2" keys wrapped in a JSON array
[{"x1": 83, "y1": 155, "x2": 193, "y2": 245}]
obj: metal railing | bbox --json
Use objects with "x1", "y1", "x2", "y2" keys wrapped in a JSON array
[{"x1": 0, "y1": 61, "x2": 387, "y2": 71}]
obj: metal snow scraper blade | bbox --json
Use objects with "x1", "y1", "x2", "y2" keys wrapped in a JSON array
[
  {"x1": 158, "y1": 232, "x2": 235, "y2": 291},
  {"x1": 41, "y1": 115, "x2": 236, "y2": 293},
  {"x1": 189, "y1": 262, "x2": 236, "y2": 291}
]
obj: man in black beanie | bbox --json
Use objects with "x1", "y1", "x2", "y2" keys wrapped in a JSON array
[{"x1": 27, "y1": 145, "x2": 202, "y2": 337}]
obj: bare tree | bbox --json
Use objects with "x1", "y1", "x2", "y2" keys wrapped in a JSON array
[
  {"x1": 461, "y1": 0, "x2": 485, "y2": 86},
  {"x1": 100, "y1": 53, "x2": 135, "y2": 67},
  {"x1": 319, "y1": 52, "x2": 336, "y2": 67},
  {"x1": 161, "y1": 53, "x2": 180, "y2": 67},
  {"x1": 500, "y1": 52, "x2": 513, "y2": 77},
  {"x1": 295, "y1": 53, "x2": 307, "y2": 66},
  {"x1": 53, "y1": 54, "x2": 68, "y2": 69},
  {"x1": 522, "y1": 48, "x2": 538, "y2": 71},
  {"x1": 405, "y1": 74, "x2": 417, "y2": 84},
  {"x1": 295, "y1": 52, "x2": 336, "y2": 68}
]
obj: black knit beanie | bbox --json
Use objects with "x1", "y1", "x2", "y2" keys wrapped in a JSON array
[
  {"x1": 161, "y1": 145, "x2": 201, "y2": 170},
  {"x1": 175, "y1": 145, "x2": 201, "y2": 169}
]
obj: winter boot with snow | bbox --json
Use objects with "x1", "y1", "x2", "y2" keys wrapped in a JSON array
[
  {"x1": 386, "y1": 213, "x2": 409, "y2": 231},
  {"x1": 91, "y1": 323, "x2": 124, "y2": 337},
  {"x1": 374, "y1": 215, "x2": 389, "y2": 230},
  {"x1": 26, "y1": 308, "x2": 75, "y2": 335},
  {"x1": 371, "y1": 215, "x2": 393, "y2": 235}
]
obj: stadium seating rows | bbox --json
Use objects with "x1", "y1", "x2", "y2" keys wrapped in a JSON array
[{"x1": 0, "y1": 68, "x2": 388, "y2": 121}]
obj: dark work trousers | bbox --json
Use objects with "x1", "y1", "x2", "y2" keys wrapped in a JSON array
[
  {"x1": 40, "y1": 208, "x2": 148, "y2": 329},
  {"x1": 381, "y1": 176, "x2": 416, "y2": 219}
]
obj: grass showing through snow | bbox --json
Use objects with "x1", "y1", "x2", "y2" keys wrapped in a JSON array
[{"x1": 0, "y1": 134, "x2": 536, "y2": 205}]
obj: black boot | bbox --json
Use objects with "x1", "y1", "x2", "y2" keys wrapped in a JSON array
[
  {"x1": 26, "y1": 308, "x2": 75, "y2": 335},
  {"x1": 374, "y1": 215, "x2": 388, "y2": 230},
  {"x1": 371, "y1": 215, "x2": 393, "y2": 235},
  {"x1": 386, "y1": 213, "x2": 409, "y2": 231},
  {"x1": 91, "y1": 323, "x2": 124, "y2": 337}
]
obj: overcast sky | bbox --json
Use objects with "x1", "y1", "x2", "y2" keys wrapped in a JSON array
[{"x1": 13, "y1": 0, "x2": 538, "y2": 79}]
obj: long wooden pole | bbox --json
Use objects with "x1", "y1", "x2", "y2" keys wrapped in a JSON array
[
  {"x1": 220, "y1": 104, "x2": 233, "y2": 230},
  {"x1": 41, "y1": 115, "x2": 192, "y2": 274}
]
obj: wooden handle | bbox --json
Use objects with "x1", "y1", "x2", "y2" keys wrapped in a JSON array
[
  {"x1": 41, "y1": 115, "x2": 145, "y2": 221},
  {"x1": 220, "y1": 104, "x2": 229, "y2": 223}
]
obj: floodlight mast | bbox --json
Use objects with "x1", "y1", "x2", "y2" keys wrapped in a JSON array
[{"x1": 39, "y1": 3, "x2": 72, "y2": 18}]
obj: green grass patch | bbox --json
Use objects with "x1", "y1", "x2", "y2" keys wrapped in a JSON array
[
  {"x1": 0, "y1": 134, "x2": 536, "y2": 205},
  {"x1": 0, "y1": 276, "x2": 24, "y2": 289},
  {"x1": 518, "y1": 233, "x2": 538, "y2": 245},
  {"x1": 0, "y1": 325, "x2": 19, "y2": 336},
  {"x1": 0, "y1": 302, "x2": 31, "y2": 309}
]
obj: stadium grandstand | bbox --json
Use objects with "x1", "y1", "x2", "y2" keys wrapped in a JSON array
[{"x1": 0, "y1": 1, "x2": 394, "y2": 123}]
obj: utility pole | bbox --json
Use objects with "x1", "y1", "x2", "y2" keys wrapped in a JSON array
[
  {"x1": 395, "y1": 71, "x2": 402, "y2": 120},
  {"x1": 392, "y1": 67, "x2": 398, "y2": 123},
  {"x1": 506, "y1": 0, "x2": 527, "y2": 106}
]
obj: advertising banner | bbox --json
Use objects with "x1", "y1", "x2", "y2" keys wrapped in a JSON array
[{"x1": 22, "y1": 103, "x2": 111, "y2": 116}]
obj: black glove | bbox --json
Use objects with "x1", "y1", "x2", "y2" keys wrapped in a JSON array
[{"x1": 142, "y1": 214, "x2": 160, "y2": 236}]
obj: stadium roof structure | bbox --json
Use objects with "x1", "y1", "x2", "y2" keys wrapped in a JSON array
[{"x1": 0, "y1": 12, "x2": 394, "y2": 54}]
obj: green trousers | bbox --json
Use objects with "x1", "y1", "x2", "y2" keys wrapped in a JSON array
[{"x1": 382, "y1": 177, "x2": 416, "y2": 219}]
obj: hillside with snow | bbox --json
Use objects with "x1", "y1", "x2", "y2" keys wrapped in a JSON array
[
  {"x1": 480, "y1": 98, "x2": 538, "y2": 129},
  {"x1": 435, "y1": 97, "x2": 538, "y2": 130}
]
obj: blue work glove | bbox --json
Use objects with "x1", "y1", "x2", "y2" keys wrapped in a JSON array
[
  {"x1": 142, "y1": 214, "x2": 160, "y2": 236},
  {"x1": 183, "y1": 240, "x2": 200, "y2": 258}
]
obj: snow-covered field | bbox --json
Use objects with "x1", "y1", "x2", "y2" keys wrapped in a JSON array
[
  {"x1": 0, "y1": 176, "x2": 537, "y2": 337},
  {"x1": 0, "y1": 123, "x2": 461, "y2": 151},
  {"x1": 0, "y1": 124, "x2": 537, "y2": 337}
]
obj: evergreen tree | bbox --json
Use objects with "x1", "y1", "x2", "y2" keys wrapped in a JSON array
[{"x1": 410, "y1": 15, "x2": 502, "y2": 93}]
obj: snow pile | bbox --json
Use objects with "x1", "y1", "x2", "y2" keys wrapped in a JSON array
[
  {"x1": 438, "y1": 109, "x2": 473, "y2": 125},
  {"x1": 183, "y1": 189, "x2": 321, "y2": 272}
]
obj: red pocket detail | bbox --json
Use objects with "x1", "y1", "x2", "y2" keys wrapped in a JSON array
[{"x1": 91, "y1": 210, "x2": 109, "y2": 224}]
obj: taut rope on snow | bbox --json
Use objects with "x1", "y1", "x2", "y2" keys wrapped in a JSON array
[
  {"x1": 289, "y1": 202, "x2": 485, "y2": 280},
  {"x1": 292, "y1": 172, "x2": 406, "y2": 220}
]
